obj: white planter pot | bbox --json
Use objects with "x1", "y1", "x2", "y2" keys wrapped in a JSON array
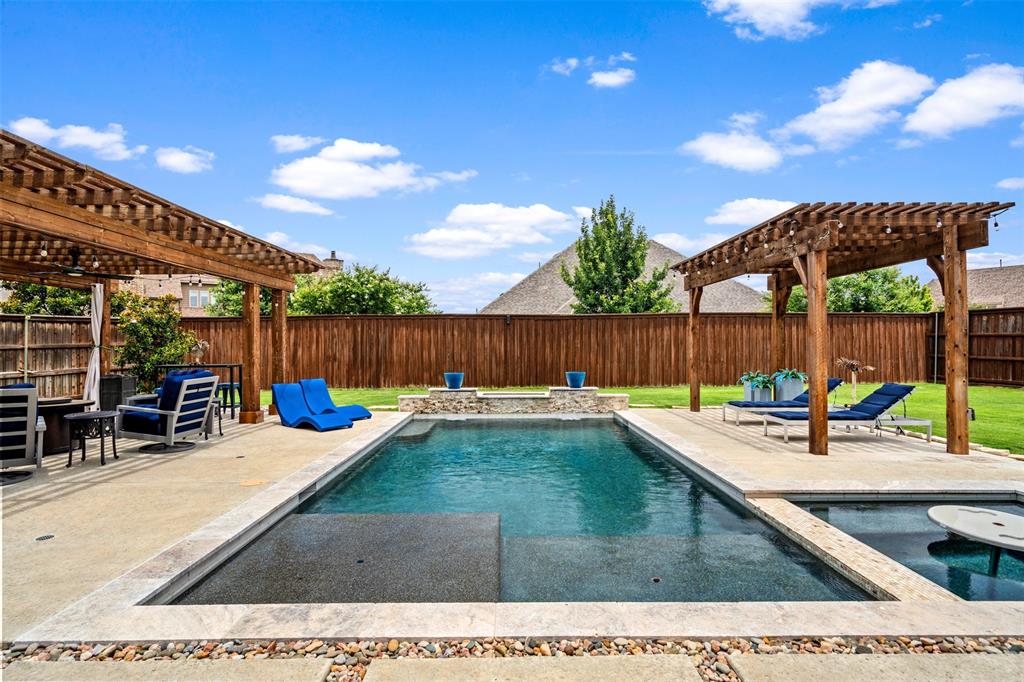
[{"x1": 775, "y1": 377, "x2": 804, "y2": 401}]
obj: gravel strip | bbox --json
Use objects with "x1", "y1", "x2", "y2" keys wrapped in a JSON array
[{"x1": 2, "y1": 636, "x2": 1022, "y2": 681}]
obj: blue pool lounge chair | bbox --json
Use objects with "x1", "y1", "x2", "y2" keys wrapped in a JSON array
[
  {"x1": 298, "y1": 378, "x2": 372, "y2": 421},
  {"x1": 117, "y1": 371, "x2": 219, "y2": 452},
  {"x1": 272, "y1": 383, "x2": 354, "y2": 432},
  {"x1": 723, "y1": 378, "x2": 844, "y2": 425},
  {"x1": 762, "y1": 383, "x2": 931, "y2": 443}
]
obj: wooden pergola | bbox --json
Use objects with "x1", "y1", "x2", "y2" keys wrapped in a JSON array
[
  {"x1": 0, "y1": 130, "x2": 321, "y2": 424},
  {"x1": 674, "y1": 201, "x2": 1014, "y2": 456}
]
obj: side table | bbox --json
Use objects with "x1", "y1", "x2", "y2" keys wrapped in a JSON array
[{"x1": 64, "y1": 411, "x2": 120, "y2": 467}]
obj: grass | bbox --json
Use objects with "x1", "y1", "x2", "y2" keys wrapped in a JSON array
[{"x1": 260, "y1": 382, "x2": 1024, "y2": 454}]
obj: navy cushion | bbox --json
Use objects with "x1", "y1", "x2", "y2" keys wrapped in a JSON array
[
  {"x1": 121, "y1": 409, "x2": 164, "y2": 435},
  {"x1": 158, "y1": 370, "x2": 214, "y2": 412},
  {"x1": 729, "y1": 400, "x2": 807, "y2": 408},
  {"x1": 1, "y1": 382, "x2": 35, "y2": 389}
]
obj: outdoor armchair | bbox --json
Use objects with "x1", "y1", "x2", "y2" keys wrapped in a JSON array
[
  {"x1": 0, "y1": 383, "x2": 46, "y2": 483},
  {"x1": 116, "y1": 371, "x2": 219, "y2": 452}
]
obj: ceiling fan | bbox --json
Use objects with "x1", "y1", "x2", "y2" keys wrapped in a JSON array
[{"x1": 30, "y1": 245, "x2": 134, "y2": 281}]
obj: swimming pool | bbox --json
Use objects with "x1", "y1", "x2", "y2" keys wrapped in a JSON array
[
  {"x1": 179, "y1": 418, "x2": 865, "y2": 603},
  {"x1": 801, "y1": 501, "x2": 1024, "y2": 601}
]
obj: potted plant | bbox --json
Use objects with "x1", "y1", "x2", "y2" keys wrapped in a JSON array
[
  {"x1": 738, "y1": 371, "x2": 773, "y2": 402},
  {"x1": 565, "y1": 371, "x2": 586, "y2": 389},
  {"x1": 771, "y1": 368, "x2": 807, "y2": 401},
  {"x1": 443, "y1": 372, "x2": 464, "y2": 390},
  {"x1": 836, "y1": 357, "x2": 875, "y2": 403}
]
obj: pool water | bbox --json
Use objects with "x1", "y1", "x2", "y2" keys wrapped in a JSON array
[
  {"x1": 801, "y1": 502, "x2": 1024, "y2": 601},
  {"x1": 179, "y1": 419, "x2": 866, "y2": 603}
]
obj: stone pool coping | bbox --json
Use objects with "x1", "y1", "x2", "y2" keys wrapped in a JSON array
[{"x1": 15, "y1": 410, "x2": 1024, "y2": 644}]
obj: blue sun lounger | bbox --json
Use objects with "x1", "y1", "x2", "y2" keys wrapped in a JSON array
[
  {"x1": 762, "y1": 383, "x2": 931, "y2": 443},
  {"x1": 272, "y1": 383, "x2": 353, "y2": 432},
  {"x1": 299, "y1": 378, "x2": 372, "y2": 422},
  {"x1": 723, "y1": 378, "x2": 844, "y2": 425}
]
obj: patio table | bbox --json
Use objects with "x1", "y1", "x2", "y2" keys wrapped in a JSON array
[
  {"x1": 156, "y1": 363, "x2": 242, "y2": 419},
  {"x1": 928, "y1": 505, "x2": 1024, "y2": 576},
  {"x1": 64, "y1": 410, "x2": 119, "y2": 468}
]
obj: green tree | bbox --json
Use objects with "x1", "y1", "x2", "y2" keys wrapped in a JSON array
[
  {"x1": 290, "y1": 266, "x2": 437, "y2": 315},
  {"x1": 206, "y1": 279, "x2": 273, "y2": 316},
  {"x1": 559, "y1": 196, "x2": 677, "y2": 313},
  {"x1": 763, "y1": 267, "x2": 934, "y2": 313},
  {"x1": 114, "y1": 291, "x2": 197, "y2": 391},
  {"x1": 0, "y1": 282, "x2": 93, "y2": 315}
]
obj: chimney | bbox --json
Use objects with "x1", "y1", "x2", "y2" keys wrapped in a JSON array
[{"x1": 322, "y1": 249, "x2": 344, "y2": 272}]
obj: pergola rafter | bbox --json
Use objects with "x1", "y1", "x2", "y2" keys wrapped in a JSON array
[
  {"x1": 0, "y1": 129, "x2": 322, "y2": 424},
  {"x1": 673, "y1": 201, "x2": 1014, "y2": 456}
]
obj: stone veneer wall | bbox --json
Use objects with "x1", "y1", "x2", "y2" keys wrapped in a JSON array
[{"x1": 397, "y1": 387, "x2": 629, "y2": 414}]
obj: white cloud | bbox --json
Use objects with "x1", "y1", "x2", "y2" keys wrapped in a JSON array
[
  {"x1": 264, "y1": 231, "x2": 343, "y2": 260},
  {"x1": 904, "y1": 64, "x2": 1024, "y2": 138},
  {"x1": 1013, "y1": 122, "x2": 1024, "y2": 148},
  {"x1": 966, "y1": 252, "x2": 1024, "y2": 268},
  {"x1": 704, "y1": 1, "x2": 891, "y2": 41},
  {"x1": 271, "y1": 137, "x2": 475, "y2": 200},
  {"x1": 9, "y1": 117, "x2": 147, "y2": 160},
  {"x1": 704, "y1": 198, "x2": 797, "y2": 225},
  {"x1": 777, "y1": 61, "x2": 934, "y2": 150},
  {"x1": 406, "y1": 203, "x2": 574, "y2": 259},
  {"x1": 270, "y1": 134, "x2": 326, "y2": 153},
  {"x1": 550, "y1": 57, "x2": 579, "y2": 76},
  {"x1": 996, "y1": 177, "x2": 1024, "y2": 190},
  {"x1": 895, "y1": 138, "x2": 924, "y2": 149},
  {"x1": 608, "y1": 51, "x2": 637, "y2": 65},
  {"x1": 652, "y1": 232, "x2": 730, "y2": 254},
  {"x1": 427, "y1": 272, "x2": 528, "y2": 312},
  {"x1": 217, "y1": 219, "x2": 243, "y2": 229},
  {"x1": 514, "y1": 250, "x2": 558, "y2": 263},
  {"x1": 154, "y1": 145, "x2": 215, "y2": 173},
  {"x1": 572, "y1": 206, "x2": 592, "y2": 219},
  {"x1": 257, "y1": 193, "x2": 334, "y2": 215},
  {"x1": 680, "y1": 130, "x2": 782, "y2": 172},
  {"x1": 588, "y1": 68, "x2": 636, "y2": 88},
  {"x1": 913, "y1": 14, "x2": 942, "y2": 29}
]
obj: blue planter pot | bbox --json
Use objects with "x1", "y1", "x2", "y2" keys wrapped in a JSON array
[
  {"x1": 565, "y1": 371, "x2": 586, "y2": 389},
  {"x1": 443, "y1": 372, "x2": 464, "y2": 390}
]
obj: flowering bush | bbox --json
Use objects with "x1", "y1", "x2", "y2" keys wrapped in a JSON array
[{"x1": 114, "y1": 292, "x2": 197, "y2": 392}]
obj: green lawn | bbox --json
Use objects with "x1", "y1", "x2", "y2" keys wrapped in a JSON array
[{"x1": 261, "y1": 382, "x2": 1024, "y2": 454}]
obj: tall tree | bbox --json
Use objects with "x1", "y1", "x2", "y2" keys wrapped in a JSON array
[
  {"x1": 559, "y1": 196, "x2": 677, "y2": 313},
  {"x1": 763, "y1": 267, "x2": 934, "y2": 312},
  {"x1": 206, "y1": 279, "x2": 273, "y2": 317},
  {"x1": 0, "y1": 282, "x2": 92, "y2": 315}
]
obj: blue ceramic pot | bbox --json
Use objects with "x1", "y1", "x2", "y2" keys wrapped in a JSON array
[
  {"x1": 565, "y1": 371, "x2": 586, "y2": 389},
  {"x1": 444, "y1": 372, "x2": 464, "y2": 389}
]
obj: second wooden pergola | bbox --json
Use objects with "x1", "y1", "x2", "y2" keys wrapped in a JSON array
[{"x1": 673, "y1": 201, "x2": 1014, "y2": 456}]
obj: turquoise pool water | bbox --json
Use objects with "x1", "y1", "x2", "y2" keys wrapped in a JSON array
[
  {"x1": 802, "y1": 502, "x2": 1024, "y2": 601},
  {"x1": 293, "y1": 418, "x2": 864, "y2": 602}
]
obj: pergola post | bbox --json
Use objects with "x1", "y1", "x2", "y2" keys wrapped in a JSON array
[
  {"x1": 268, "y1": 288, "x2": 288, "y2": 416},
  {"x1": 943, "y1": 222, "x2": 970, "y2": 454},
  {"x1": 805, "y1": 250, "x2": 829, "y2": 456},
  {"x1": 688, "y1": 287, "x2": 703, "y2": 412},
  {"x1": 769, "y1": 275, "x2": 792, "y2": 373},
  {"x1": 100, "y1": 281, "x2": 117, "y2": 375},
  {"x1": 239, "y1": 283, "x2": 264, "y2": 424}
]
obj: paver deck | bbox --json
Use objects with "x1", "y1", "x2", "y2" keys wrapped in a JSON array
[
  {"x1": 1, "y1": 411, "x2": 405, "y2": 642},
  {"x1": 364, "y1": 655, "x2": 702, "y2": 681},
  {"x1": 727, "y1": 652, "x2": 1024, "y2": 681},
  {"x1": 2, "y1": 659, "x2": 332, "y2": 681}
]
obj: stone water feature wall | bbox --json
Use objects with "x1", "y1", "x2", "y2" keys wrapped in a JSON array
[{"x1": 397, "y1": 387, "x2": 629, "y2": 414}]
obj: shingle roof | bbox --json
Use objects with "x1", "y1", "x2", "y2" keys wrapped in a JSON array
[
  {"x1": 480, "y1": 240, "x2": 765, "y2": 314},
  {"x1": 927, "y1": 264, "x2": 1024, "y2": 309}
]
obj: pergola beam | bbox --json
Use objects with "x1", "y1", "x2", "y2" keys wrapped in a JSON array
[{"x1": 688, "y1": 287, "x2": 702, "y2": 412}]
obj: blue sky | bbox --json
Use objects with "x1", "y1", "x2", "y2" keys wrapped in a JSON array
[{"x1": 3, "y1": 1, "x2": 1023, "y2": 311}]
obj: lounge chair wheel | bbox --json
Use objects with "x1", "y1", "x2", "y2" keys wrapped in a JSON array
[{"x1": 139, "y1": 441, "x2": 196, "y2": 453}]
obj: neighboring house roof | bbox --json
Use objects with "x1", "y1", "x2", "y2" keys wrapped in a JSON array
[
  {"x1": 481, "y1": 240, "x2": 765, "y2": 314},
  {"x1": 927, "y1": 264, "x2": 1024, "y2": 309}
]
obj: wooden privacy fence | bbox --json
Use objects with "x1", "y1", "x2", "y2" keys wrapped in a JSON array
[{"x1": 5, "y1": 310, "x2": 1022, "y2": 396}]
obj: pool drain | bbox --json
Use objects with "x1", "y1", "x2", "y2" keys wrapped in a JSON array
[
  {"x1": 35, "y1": 534, "x2": 54, "y2": 542},
  {"x1": 356, "y1": 559, "x2": 364, "y2": 564},
  {"x1": 651, "y1": 576, "x2": 661, "y2": 583}
]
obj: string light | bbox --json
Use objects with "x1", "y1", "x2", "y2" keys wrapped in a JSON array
[
  {"x1": 91, "y1": 255, "x2": 100, "y2": 269},
  {"x1": 39, "y1": 241, "x2": 48, "y2": 258},
  {"x1": 884, "y1": 224, "x2": 892, "y2": 234}
]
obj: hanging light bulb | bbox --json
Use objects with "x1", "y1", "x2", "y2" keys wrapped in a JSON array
[
  {"x1": 994, "y1": 218, "x2": 1000, "y2": 231},
  {"x1": 91, "y1": 255, "x2": 100, "y2": 269},
  {"x1": 884, "y1": 224, "x2": 892, "y2": 234},
  {"x1": 39, "y1": 241, "x2": 48, "y2": 258},
  {"x1": 937, "y1": 219, "x2": 943, "y2": 228}
]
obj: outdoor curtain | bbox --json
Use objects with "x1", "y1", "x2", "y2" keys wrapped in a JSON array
[{"x1": 82, "y1": 283, "x2": 103, "y2": 410}]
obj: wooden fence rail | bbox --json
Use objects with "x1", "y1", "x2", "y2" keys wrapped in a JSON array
[{"x1": 4, "y1": 310, "x2": 1022, "y2": 397}]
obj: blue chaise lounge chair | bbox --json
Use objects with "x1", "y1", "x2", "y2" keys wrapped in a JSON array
[
  {"x1": 298, "y1": 378, "x2": 372, "y2": 422},
  {"x1": 762, "y1": 383, "x2": 931, "y2": 443},
  {"x1": 272, "y1": 383, "x2": 354, "y2": 432},
  {"x1": 723, "y1": 378, "x2": 844, "y2": 425}
]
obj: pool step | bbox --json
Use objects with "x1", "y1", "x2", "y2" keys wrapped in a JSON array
[{"x1": 364, "y1": 655, "x2": 702, "y2": 681}]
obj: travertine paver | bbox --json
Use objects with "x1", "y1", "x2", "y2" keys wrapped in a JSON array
[
  {"x1": 727, "y1": 652, "x2": 1024, "y2": 682},
  {"x1": 397, "y1": 387, "x2": 628, "y2": 413},
  {"x1": 3, "y1": 659, "x2": 332, "y2": 681},
  {"x1": 747, "y1": 498, "x2": 959, "y2": 601},
  {"x1": 364, "y1": 655, "x2": 702, "y2": 681}
]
